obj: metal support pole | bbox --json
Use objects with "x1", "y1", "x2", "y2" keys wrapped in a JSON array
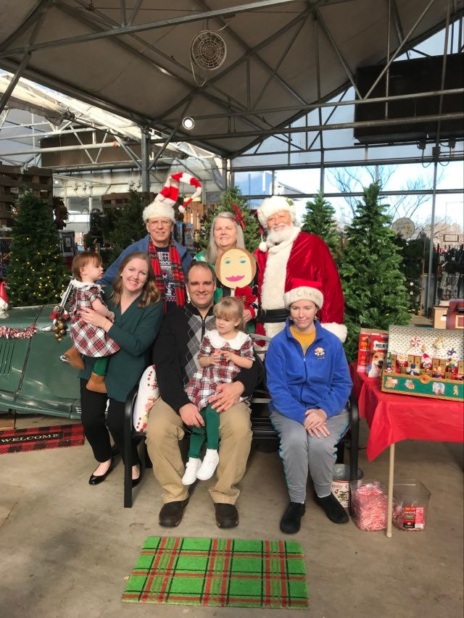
[
  {"x1": 425, "y1": 157, "x2": 439, "y2": 313},
  {"x1": 424, "y1": 2, "x2": 451, "y2": 314},
  {"x1": 140, "y1": 128, "x2": 151, "y2": 194},
  {"x1": 0, "y1": 53, "x2": 30, "y2": 114}
]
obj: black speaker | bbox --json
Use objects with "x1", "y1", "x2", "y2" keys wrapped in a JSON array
[{"x1": 354, "y1": 54, "x2": 464, "y2": 144}]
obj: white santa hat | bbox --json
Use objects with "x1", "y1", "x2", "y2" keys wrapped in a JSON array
[
  {"x1": 284, "y1": 278, "x2": 324, "y2": 309},
  {"x1": 142, "y1": 172, "x2": 202, "y2": 223},
  {"x1": 257, "y1": 195, "x2": 297, "y2": 229}
]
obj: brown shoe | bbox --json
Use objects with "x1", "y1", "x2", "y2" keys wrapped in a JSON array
[
  {"x1": 86, "y1": 373, "x2": 107, "y2": 394},
  {"x1": 214, "y1": 503, "x2": 239, "y2": 528},
  {"x1": 159, "y1": 499, "x2": 189, "y2": 527},
  {"x1": 64, "y1": 345, "x2": 85, "y2": 370}
]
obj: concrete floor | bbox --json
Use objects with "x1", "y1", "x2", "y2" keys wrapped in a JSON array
[{"x1": 0, "y1": 421, "x2": 462, "y2": 618}]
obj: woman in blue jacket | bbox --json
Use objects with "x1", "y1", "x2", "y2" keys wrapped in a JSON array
[{"x1": 265, "y1": 278, "x2": 352, "y2": 534}]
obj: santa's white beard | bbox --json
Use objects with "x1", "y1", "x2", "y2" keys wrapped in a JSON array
[{"x1": 266, "y1": 224, "x2": 295, "y2": 246}]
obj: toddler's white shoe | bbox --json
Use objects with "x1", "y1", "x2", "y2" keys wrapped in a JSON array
[
  {"x1": 181, "y1": 458, "x2": 202, "y2": 485},
  {"x1": 196, "y1": 449, "x2": 219, "y2": 481}
]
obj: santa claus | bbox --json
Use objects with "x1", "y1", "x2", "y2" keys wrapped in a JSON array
[{"x1": 254, "y1": 196, "x2": 346, "y2": 340}]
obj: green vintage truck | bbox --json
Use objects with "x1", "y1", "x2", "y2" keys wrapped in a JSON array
[{"x1": 0, "y1": 304, "x2": 81, "y2": 420}]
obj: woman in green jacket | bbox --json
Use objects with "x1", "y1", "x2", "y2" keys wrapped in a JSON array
[{"x1": 79, "y1": 251, "x2": 163, "y2": 487}]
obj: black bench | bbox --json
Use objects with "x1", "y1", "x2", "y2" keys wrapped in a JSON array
[{"x1": 123, "y1": 385, "x2": 359, "y2": 509}]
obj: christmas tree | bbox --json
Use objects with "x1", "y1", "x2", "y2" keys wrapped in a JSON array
[
  {"x1": 83, "y1": 208, "x2": 105, "y2": 250},
  {"x1": 195, "y1": 186, "x2": 261, "y2": 254},
  {"x1": 103, "y1": 190, "x2": 147, "y2": 265},
  {"x1": 7, "y1": 191, "x2": 69, "y2": 307},
  {"x1": 301, "y1": 192, "x2": 341, "y2": 263},
  {"x1": 339, "y1": 183, "x2": 411, "y2": 361},
  {"x1": 393, "y1": 235, "x2": 425, "y2": 314}
]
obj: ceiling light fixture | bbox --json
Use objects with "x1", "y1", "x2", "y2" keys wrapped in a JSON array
[{"x1": 182, "y1": 116, "x2": 195, "y2": 130}]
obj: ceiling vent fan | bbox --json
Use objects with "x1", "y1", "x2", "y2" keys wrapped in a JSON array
[{"x1": 190, "y1": 30, "x2": 227, "y2": 71}]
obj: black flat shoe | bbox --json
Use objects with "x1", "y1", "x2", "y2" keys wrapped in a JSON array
[
  {"x1": 214, "y1": 503, "x2": 239, "y2": 529},
  {"x1": 159, "y1": 499, "x2": 189, "y2": 527},
  {"x1": 280, "y1": 502, "x2": 306, "y2": 534},
  {"x1": 89, "y1": 460, "x2": 113, "y2": 485},
  {"x1": 316, "y1": 493, "x2": 349, "y2": 524},
  {"x1": 132, "y1": 465, "x2": 143, "y2": 488}
]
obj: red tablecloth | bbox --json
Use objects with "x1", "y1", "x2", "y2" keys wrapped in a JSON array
[{"x1": 349, "y1": 363, "x2": 464, "y2": 461}]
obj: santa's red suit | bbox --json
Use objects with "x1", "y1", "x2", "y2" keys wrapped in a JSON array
[{"x1": 255, "y1": 226, "x2": 346, "y2": 340}]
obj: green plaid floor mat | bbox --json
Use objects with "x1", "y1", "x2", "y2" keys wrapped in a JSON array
[{"x1": 122, "y1": 536, "x2": 309, "y2": 609}]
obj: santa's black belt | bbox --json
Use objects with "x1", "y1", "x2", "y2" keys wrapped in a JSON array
[{"x1": 257, "y1": 308, "x2": 289, "y2": 323}]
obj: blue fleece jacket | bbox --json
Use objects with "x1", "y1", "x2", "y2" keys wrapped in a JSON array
[
  {"x1": 100, "y1": 234, "x2": 192, "y2": 286},
  {"x1": 265, "y1": 319, "x2": 352, "y2": 424}
]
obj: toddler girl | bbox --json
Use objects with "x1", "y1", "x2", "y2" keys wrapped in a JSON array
[
  {"x1": 182, "y1": 296, "x2": 254, "y2": 484},
  {"x1": 65, "y1": 251, "x2": 119, "y2": 393}
]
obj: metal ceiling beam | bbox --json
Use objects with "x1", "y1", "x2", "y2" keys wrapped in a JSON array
[
  {"x1": 314, "y1": 9, "x2": 361, "y2": 98},
  {"x1": 363, "y1": 0, "x2": 436, "y2": 100},
  {"x1": 0, "y1": 126, "x2": 103, "y2": 141},
  {"x1": 127, "y1": 0, "x2": 144, "y2": 28},
  {"x1": 0, "y1": 1, "x2": 50, "y2": 113},
  {"x1": 173, "y1": 87, "x2": 464, "y2": 121},
  {"x1": 389, "y1": 0, "x2": 406, "y2": 46},
  {"x1": 230, "y1": 153, "x2": 463, "y2": 171},
  {"x1": 252, "y1": 13, "x2": 308, "y2": 110},
  {"x1": 0, "y1": 53, "x2": 31, "y2": 114},
  {"x1": 232, "y1": 141, "x2": 464, "y2": 160},
  {"x1": 56, "y1": 0, "x2": 267, "y2": 148},
  {"x1": 158, "y1": 6, "x2": 316, "y2": 124},
  {"x1": 191, "y1": 0, "x2": 317, "y2": 110},
  {"x1": 3, "y1": 141, "x2": 137, "y2": 156},
  {"x1": 0, "y1": 0, "x2": 54, "y2": 52},
  {"x1": 0, "y1": 0, "x2": 306, "y2": 55},
  {"x1": 156, "y1": 4, "x2": 321, "y2": 154},
  {"x1": 150, "y1": 111, "x2": 464, "y2": 143}
]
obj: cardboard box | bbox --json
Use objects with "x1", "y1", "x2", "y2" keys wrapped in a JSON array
[
  {"x1": 432, "y1": 306, "x2": 448, "y2": 329},
  {"x1": 446, "y1": 299, "x2": 464, "y2": 330},
  {"x1": 357, "y1": 328, "x2": 389, "y2": 375},
  {"x1": 381, "y1": 325, "x2": 464, "y2": 401}
]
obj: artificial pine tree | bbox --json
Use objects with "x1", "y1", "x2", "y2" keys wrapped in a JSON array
[
  {"x1": 393, "y1": 235, "x2": 425, "y2": 314},
  {"x1": 7, "y1": 191, "x2": 69, "y2": 307},
  {"x1": 104, "y1": 190, "x2": 147, "y2": 265},
  {"x1": 83, "y1": 208, "x2": 105, "y2": 250},
  {"x1": 301, "y1": 192, "x2": 341, "y2": 263},
  {"x1": 195, "y1": 186, "x2": 261, "y2": 254},
  {"x1": 339, "y1": 183, "x2": 411, "y2": 362}
]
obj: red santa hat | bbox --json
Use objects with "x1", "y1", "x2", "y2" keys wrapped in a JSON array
[
  {"x1": 142, "y1": 172, "x2": 202, "y2": 222},
  {"x1": 284, "y1": 278, "x2": 324, "y2": 309},
  {"x1": 257, "y1": 195, "x2": 297, "y2": 228}
]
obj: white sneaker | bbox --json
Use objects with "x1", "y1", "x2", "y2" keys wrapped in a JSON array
[
  {"x1": 181, "y1": 458, "x2": 202, "y2": 485},
  {"x1": 196, "y1": 449, "x2": 219, "y2": 481}
]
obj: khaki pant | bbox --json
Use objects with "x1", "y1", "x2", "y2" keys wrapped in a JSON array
[{"x1": 145, "y1": 398, "x2": 252, "y2": 505}]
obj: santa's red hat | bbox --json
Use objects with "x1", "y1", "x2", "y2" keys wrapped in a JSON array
[{"x1": 142, "y1": 172, "x2": 202, "y2": 222}]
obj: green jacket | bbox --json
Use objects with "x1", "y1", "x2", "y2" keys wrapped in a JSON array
[{"x1": 80, "y1": 293, "x2": 163, "y2": 402}]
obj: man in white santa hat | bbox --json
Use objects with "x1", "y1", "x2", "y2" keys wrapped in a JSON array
[
  {"x1": 101, "y1": 172, "x2": 201, "y2": 313},
  {"x1": 255, "y1": 195, "x2": 346, "y2": 340}
]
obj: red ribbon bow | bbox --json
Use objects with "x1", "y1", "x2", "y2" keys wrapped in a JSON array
[{"x1": 232, "y1": 203, "x2": 245, "y2": 230}]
